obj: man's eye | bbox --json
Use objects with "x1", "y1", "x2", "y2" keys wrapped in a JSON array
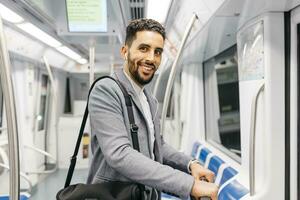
[
  {"x1": 140, "y1": 47, "x2": 147, "y2": 51},
  {"x1": 155, "y1": 50, "x2": 162, "y2": 56}
]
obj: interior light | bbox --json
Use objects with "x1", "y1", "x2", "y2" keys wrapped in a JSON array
[
  {"x1": 56, "y1": 46, "x2": 81, "y2": 60},
  {"x1": 17, "y1": 23, "x2": 61, "y2": 48},
  {"x1": 0, "y1": 4, "x2": 24, "y2": 23},
  {"x1": 37, "y1": 115, "x2": 42, "y2": 121},
  {"x1": 146, "y1": 0, "x2": 172, "y2": 24},
  {"x1": 76, "y1": 58, "x2": 88, "y2": 64}
]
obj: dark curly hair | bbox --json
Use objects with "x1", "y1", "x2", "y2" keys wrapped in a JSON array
[{"x1": 125, "y1": 18, "x2": 165, "y2": 46}]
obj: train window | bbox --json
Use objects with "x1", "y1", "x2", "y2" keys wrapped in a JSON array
[
  {"x1": 37, "y1": 74, "x2": 50, "y2": 131},
  {"x1": 203, "y1": 46, "x2": 241, "y2": 160}
]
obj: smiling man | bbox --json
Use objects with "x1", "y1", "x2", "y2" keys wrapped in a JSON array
[
  {"x1": 87, "y1": 19, "x2": 218, "y2": 200},
  {"x1": 122, "y1": 30, "x2": 163, "y2": 86}
]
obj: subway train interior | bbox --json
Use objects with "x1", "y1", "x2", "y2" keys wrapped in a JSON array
[{"x1": 0, "y1": 0, "x2": 300, "y2": 199}]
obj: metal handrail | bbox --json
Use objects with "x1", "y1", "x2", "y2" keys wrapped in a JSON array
[
  {"x1": 0, "y1": 163, "x2": 33, "y2": 194},
  {"x1": 0, "y1": 141, "x2": 57, "y2": 174},
  {"x1": 249, "y1": 82, "x2": 265, "y2": 196},
  {"x1": 24, "y1": 145, "x2": 56, "y2": 161},
  {"x1": 42, "y1": 56, "x2": 58, "y2": 173},
  {"x1": 161, "y1": 13, "x2": 198, "y2": 136},
  {"x1": 43, "y1": 56, "x2": 57, "y2": 104},
  {"x1": 0, "y1": 16, "x2": 20, "y2": 200},
  {"x1": 24, "y1": 144, "x2": 57, "y2": 174}
]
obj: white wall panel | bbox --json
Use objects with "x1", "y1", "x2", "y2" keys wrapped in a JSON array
[{"x1": 180, "y1": 63, "x2": 205, "y2": 154}]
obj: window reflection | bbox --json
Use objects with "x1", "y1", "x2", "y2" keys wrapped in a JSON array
[{"x1": 204, "y1": 46, "x2": 241, "y2": 159}]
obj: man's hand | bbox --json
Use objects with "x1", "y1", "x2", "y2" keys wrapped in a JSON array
[
  {"x1": 191, "y1": 180, "x2": 219, "y2": 200},
  {"x1": 190, "y1": 162, "x2": 215, "y2": 183}
]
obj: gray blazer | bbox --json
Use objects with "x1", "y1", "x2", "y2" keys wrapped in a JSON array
[{"x1": 87, "y1": 69, "x2": 194, "y2": 199}]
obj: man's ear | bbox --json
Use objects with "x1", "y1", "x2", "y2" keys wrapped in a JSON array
[{"x1": 121, "y1": 46, "x2": 128, "y2": 60}]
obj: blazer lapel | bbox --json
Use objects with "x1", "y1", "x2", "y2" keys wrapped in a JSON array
[
  {"x1": 144, "y1": 89, "x2": 162, "y2": 162},
  {"x1": 144, "y1": 90, "x2": 158, "y2": 121}
]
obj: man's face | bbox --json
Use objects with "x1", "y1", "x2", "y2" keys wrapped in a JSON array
[{"x1": 123, "y1": 31, "x2": 164, "y2": 86}]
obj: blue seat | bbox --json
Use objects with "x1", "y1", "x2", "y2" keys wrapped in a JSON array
[
  {"x1": 219, "y1": 167, "x2": 238, "y2": 186},
  {"x1": 208, "y1": 155, "x2": 224, "y2": 175},
  {"x1": 191, "y1": 142, "x2": 201, "y2": 158},
  {"x1": 218, "y1": 180, "x2": 248, "y2": 200},
  {"x1": 198, "y1": 147, "x2": 211, "y2": 165},
  {"x1": 163, "y1": 143, "x2": 244, "y2": 200},
  {"x1": 0, "y1": 194, "x2": 30, "y2": 200}
]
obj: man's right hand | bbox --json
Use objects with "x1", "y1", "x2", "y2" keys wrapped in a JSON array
[{"x1": 191, "y1": 180, "x2": 219, "y2": 200}]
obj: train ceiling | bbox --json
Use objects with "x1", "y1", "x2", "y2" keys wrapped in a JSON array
[{"x1": 0, "y1": 0, "x2": 234, "y2": 72}]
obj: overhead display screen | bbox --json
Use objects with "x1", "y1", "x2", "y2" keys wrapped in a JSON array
[{"x1": 66, "y1": 0, "x2": 107, "y2": 32}]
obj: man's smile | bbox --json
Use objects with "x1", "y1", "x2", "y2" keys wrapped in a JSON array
[{"x1": 138, "y1": 62, "x2": 155, "y2": 74}]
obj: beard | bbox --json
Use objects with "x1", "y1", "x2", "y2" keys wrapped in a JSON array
[{"x1": 127, "y1": 53, "x2": 155, "y2": 85}]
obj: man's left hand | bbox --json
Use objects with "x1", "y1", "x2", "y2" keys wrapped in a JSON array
[{"x1": 190, "y1": 162, "x2": 215, "y2": 183}]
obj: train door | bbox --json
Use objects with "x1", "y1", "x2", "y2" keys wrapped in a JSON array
[
  {"x1": 34, "y1": 73, "x2": 51, "y2": 169},
  {"x1": 198, "y1": 11, "x2": 285, "y2": 199},
  {"x1": 290, "y1": 6, "x2": 300, "y2": 200}
]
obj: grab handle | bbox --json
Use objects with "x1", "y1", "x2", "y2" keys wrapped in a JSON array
[{"x1": 249, "y1": 82, "x2": 265, "y2": 196}]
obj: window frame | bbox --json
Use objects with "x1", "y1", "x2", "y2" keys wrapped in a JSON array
[{"x1": 203, "y1": 45, "x2": 242, "y2": 163}]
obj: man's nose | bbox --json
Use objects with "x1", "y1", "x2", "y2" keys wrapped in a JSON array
[{"x1": 145, "y1": 51, "x2": 155, "y2": 62}]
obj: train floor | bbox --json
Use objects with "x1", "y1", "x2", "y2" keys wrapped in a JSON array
[{"x1": 30, "y1": 168, "x2": 88, "y2": 200}]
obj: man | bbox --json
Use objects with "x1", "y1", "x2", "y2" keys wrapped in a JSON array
[{"x1": 87, "y1": 19, "x2": 218, "y2": 200}]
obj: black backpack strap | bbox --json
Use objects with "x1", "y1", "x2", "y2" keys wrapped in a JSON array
[
  {"x1": 64, "y1": 76, "x2": 140, "y2": 188},
  {"x1": 114, "y1": 77, "x2": 140, "y2": 152}
]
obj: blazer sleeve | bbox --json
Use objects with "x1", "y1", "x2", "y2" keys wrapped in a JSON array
[
  {"x1": 88, "y1": 79, "x2": 194, "y2": 199},
  {"x1": 161, "y1": 137, "x2": 194, "y2": 174}
]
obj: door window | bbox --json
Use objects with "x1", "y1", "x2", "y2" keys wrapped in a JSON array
[
  {"x1": 37, "y1": 74, "x2": 49, "y2": 131},
  {"x1": 204, "y1": 46, "x2": 241, "y2": 159}
]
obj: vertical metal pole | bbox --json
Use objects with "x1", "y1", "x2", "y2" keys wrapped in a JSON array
[
  {"x1": 174, "y1": 78, "x2": 181, "y2": 148},
  {"x1": 161, "y1": 13, "x2": 198, "y2": 136},
  {"x1": 0, "y1": 17, "x2": 20, "y2": 199},
  {"x1": 43, "y1": 56, "x2": 57, "y2": 101},
  {"x1": 89, "y1": 46, "x2": 95, "y2": 87},
  {"x1": 42, "y1": 56, "x2": 58, "y2": 170}
]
